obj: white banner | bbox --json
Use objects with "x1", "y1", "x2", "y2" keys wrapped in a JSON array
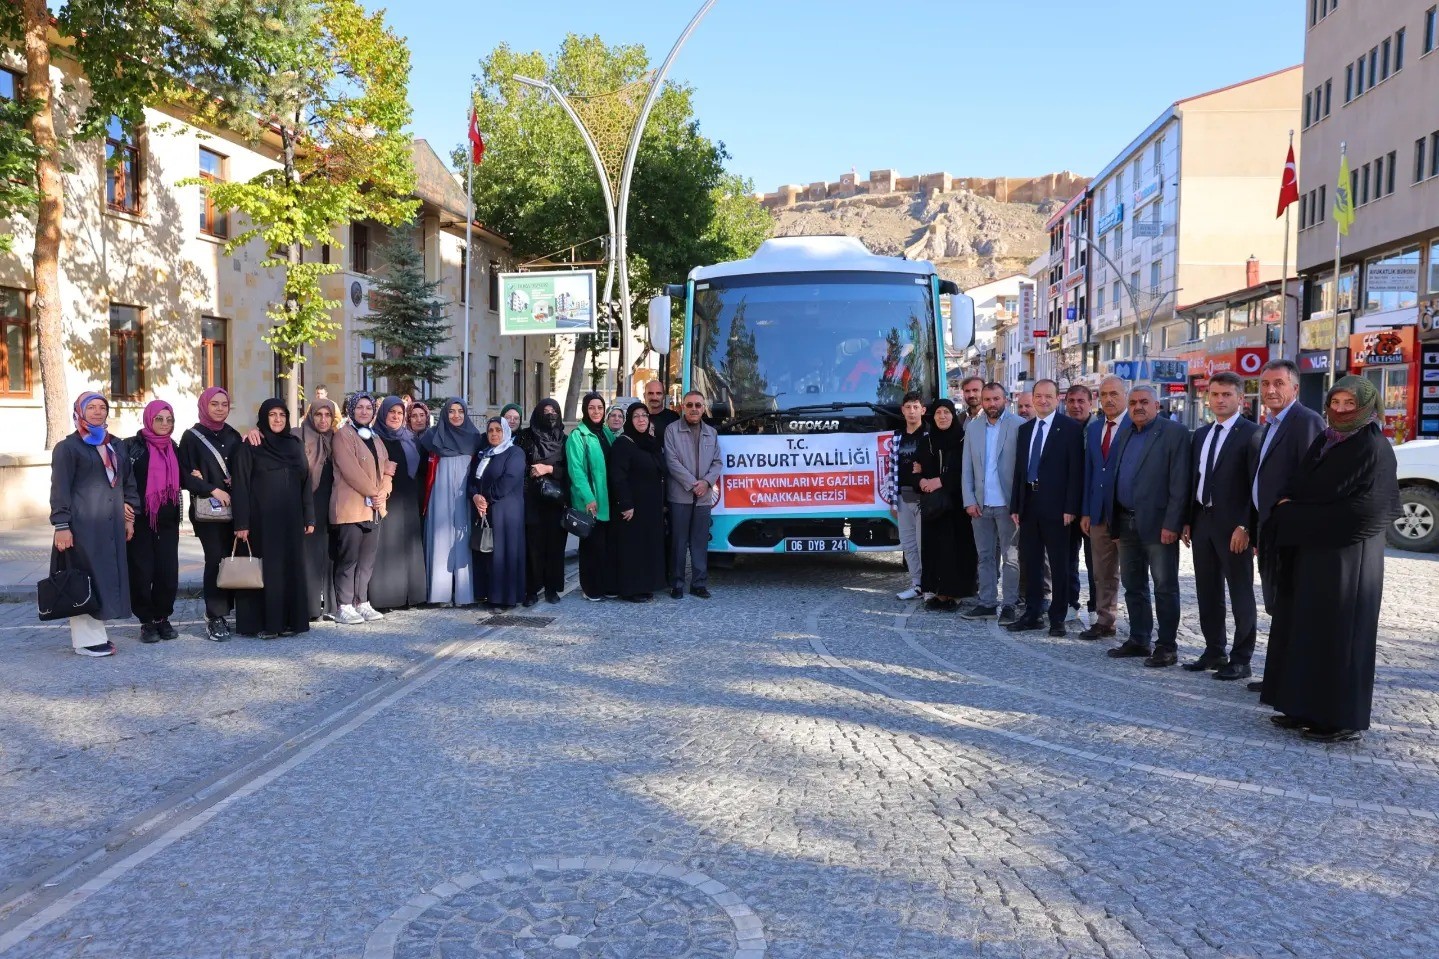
[
  {"x1": 715, "y1": 432, "x2": 892, "y2": 514},
  {"x1": 1366, "y1": 262, "x2": 1419, "y2": 293}
]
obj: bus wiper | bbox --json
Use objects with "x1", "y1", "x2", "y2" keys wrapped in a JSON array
[{"x1": 723, "y1": 401, "x2": 900, "y2": 431}]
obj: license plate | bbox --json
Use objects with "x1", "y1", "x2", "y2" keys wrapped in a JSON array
[{"x1": 786, "y1": 537, "x2": 850, "y2": 553}]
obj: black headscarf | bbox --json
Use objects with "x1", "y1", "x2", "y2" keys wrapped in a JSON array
[
  {"x1": 375, "y1": 395, "x2": 419, "y2": 477},
  {"x1": 419, "y1": 397, "x2": 483, "y2": 458},
  {"x1": 622, "y1": 401, "x2": 659, "y2": 453},
  {"x1": 580, "y1": 391, "x2": 607, "y2": 437},
  {"x1": 926, "y1": 398, "x2": 965, "y2": 457},
  {"x1": 526, "y1": 397, "x2": 566, "y2": 461},
  {"x1": 252, "y1": 398, "x2": 306, "y2": 471}
]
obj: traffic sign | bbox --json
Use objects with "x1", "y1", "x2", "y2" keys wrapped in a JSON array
[
  {"x1": 1065, "y1": 306, "x2": 1077, "y2": 321},
  {"x1": 1113, "y1": 360, "x2": 1136, "y2": 380}
]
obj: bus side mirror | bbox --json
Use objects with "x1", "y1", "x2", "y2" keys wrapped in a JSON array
[
  {"x1": 648, "y1": 295, "x2": 671, "y2": 355},
  {"x1": 948, "y1": 293, "x2": 976, "y2": 350}
]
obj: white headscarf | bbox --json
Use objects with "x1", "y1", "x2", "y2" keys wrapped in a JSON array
[{"x1": 474, "y1": 417, "x2": 514, "y2": 479}]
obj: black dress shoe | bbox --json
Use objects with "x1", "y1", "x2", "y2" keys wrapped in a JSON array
[
  {"x1": 522, "y1": 594, "x2": 540, "y2": 608},
  {"x1": 1077, "y1": 625, "x2": 1115, "y2": 641},
  {"x1": 1214, "y1": 662, "x2": 1252, "y2": 681},
  {"x1": 1107, "y1": 640, "x2": 1152, "y2": 658},
  {"x1": 961, "y1": 604, "x2": 997, "y2": 620},
  {"x1": 545, "y1": 589, "x2": 561, "y2": 604},
  {"x1": 1004, "y1": 616, "x2": 1045, "y2": 633},
  {"x1": 1183, "y1": 651, "x2": 1229, "y2": 672},
  {"x1": 670, "y1": 587, "x2": 684, "y2": 599},
  {"x1": 1247, "y1": 680, "x2": 1264, "y2": 692},
  {"x1": 997, "y1": 605, "x2": 1019, "y2": 625},
  {"x1": 1144, "y1": 648, "x2": 1178, "y2": 668},
  {"x1": 1303, "y1": 726, "x2": 1362, "y2": 743},
  {"x1": 690, "y1": 587, "x2": 711, "y2": 599},
  {"x1": 1047, "y1": 625, "x2": 1066, "y2": 638},
  {"x1": 1270, "y1": 714, "x2": 1309, "y2": 730}
]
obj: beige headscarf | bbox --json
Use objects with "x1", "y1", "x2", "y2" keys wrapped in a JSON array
[{"x1": 300, "y1": 399, "x2": 339, "y2": 490}]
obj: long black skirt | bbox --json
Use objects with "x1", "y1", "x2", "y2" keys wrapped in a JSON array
[{"x1": 920, "y1": 502, "x2": 978, "y2": 598}]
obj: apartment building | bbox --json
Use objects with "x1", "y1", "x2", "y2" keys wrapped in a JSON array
[{"x1": 1296, "y1": 0, "x2": 1439, "y2": 439}]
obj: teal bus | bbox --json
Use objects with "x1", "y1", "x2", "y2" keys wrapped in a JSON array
[{"x1": 647, "y1": 235, "x2": 975, "y2": 555}]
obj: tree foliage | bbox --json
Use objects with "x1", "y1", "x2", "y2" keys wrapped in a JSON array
[{"x1": 358, "y1": 225, "x2": 453, "y2": 395}]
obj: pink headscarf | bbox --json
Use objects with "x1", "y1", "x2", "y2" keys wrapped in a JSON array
[
  {"x1": 140, "y1": 400, "x2": 180, "y2": 528},
  {"x1": 197, "y1": 386, "x2": 230, "y2": 432}
]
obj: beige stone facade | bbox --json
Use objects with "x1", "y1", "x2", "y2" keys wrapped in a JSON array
[{"x1": 758, "y1": 170, "x2": 1089, "y2": 210}]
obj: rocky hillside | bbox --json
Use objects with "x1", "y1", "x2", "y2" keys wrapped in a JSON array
[{"x1": 769, "y1": 189, "x2": 1063, "y2": 288}]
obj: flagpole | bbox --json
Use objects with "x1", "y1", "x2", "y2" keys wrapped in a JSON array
[
  {"x1": 463, "y1": 114, "x2": 474, "y2": 407},
  {"x1": 1328, "y1": 140, "x2": 1345, "y2": 390},
  {"x1": 1279, "y1": 129, "x2": 1293, "y2": 359}
]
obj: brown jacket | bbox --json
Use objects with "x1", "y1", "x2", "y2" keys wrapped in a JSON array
[{"x1": 330, "y1": 424, "x2": 394, "y2": 524}]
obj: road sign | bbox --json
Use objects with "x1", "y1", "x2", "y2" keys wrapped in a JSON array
[
  {"x1": 1113, "y1": 360, "x2": 1136, "y2": 380},
  {"x1": 1236, "y1": 347, "x2": 1269, "y2": 376},
  {"x1": 1065, "y1": 306, "x2": 1077, "y2": 321}
]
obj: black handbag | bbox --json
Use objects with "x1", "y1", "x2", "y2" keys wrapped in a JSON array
[
  {"x1": 537, "y1": 476, "x2": 566, "y2": 503},
  {"x1": 562, "y1": 506, "x2": 596, "y2": 539},
  {"x1": 37, "y1": 548, "x2": 101, "y2": 621},
  {"x1": 918, "y1": 448, "x2": 952, "y2": 519}
]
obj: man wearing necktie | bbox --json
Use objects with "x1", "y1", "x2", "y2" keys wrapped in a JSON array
[
  {"x1": 1079, "y1": 376, "x2": 1129, "y2": 640},
  {"x1": 1246, "y1": 359, "x2": 1324, "y2": 690},
  {"x1": 1008, "y1": 379, "x2": 1084, "y2": 637},
  {"x1": 1181, "y1": 372, "x2": 1260, "y2": 680}
]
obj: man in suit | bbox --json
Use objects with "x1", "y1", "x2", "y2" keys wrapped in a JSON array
[
  {"x1": 1246, "y1": 358, "x2": 1325, "y2": 691},
  {"x1": 1181, "y1": 371, "x2": 1260, "y2": 680},
  {"x1": 1104, "y1": 384, "x2": 1191, "y2": 667},
  {"x1": 1079, "y1": 376, "x2": 1128, "y2": 641},
  {"x1": 1008, "y1": 379, "x2": 1084, "y2": 637},
  {"x1": 960, "y1": 382, "x2": 1023, "y2": 621},
  {"x1": 1064, "y1": 384, "x2": 1096, "y2": 625}
]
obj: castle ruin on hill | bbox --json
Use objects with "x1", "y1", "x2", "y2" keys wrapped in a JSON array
[{"x1": 758, "y1": 169, "x2": 1090, "y2": 211}]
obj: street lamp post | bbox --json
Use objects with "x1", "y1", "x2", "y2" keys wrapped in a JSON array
[{"x1": 1070, "y1": 233, "x2": 1173, "y2": 379}]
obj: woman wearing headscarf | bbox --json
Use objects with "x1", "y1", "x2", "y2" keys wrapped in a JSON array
[
  {"x1": 232, "y1": 399, "x2": 315, "y2": 638},
  {"x1": 420, "y1": 397, "x2": 484, "y2": 605},
  {"x1": 500, "y1": 402, "x2": 523, "y2": 434},
  {"x1": 124, "y1": 401, "x2": 182, "y2": 642},
  {"x1": 566, "y1": 392, "x2": 614, "y2": 600},
  {"x1": 49, "y1": 392, "x2": 141, "y2": 656},
  {"x1": 605, "y1": 403, "x2": 627, "y2": 439},
  {"x1": 179, "y1": 386, "x2": 244, "y2": 641},
  {"x1": 329, "y1": 393, "x2": 394, "y2": 625},
  {"x1": 298, "y1": 399, "x2": 339, "y2": 622},
  {"x1": 607, "y1": 402, "x2": 667, "y2": 602},
  {"x1": 918, "y1": 398, "x2": 977, "y2": 611},
  {"x1": 407, "y1": 401, "x2": 431, "y2": 517},
  {"x1": 370, "y1": 395, "x2": 427, "y2": 611},
  {"x1": 1261, "y1": 376, "x2": 1400, "y2": 743},
  {"x1": 514, "y1": 398, "x2": 569, "y2": 605},
  {"x1": 470, "y1": 416, "x2": 527, "y2": 609}
]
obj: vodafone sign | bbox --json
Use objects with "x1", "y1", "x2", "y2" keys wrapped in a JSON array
[{"x1": 1235, "y1": 347, "x2": 1269, "y2": 376}]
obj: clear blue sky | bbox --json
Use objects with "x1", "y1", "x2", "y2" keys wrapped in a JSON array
[{"x1": 376, "y1": 0, "x2": 1304, "y2": 191}]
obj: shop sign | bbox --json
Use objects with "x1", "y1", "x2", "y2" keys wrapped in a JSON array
[
  {"x1": 1134, "y1": 221, "x2": 1164, "y2": 238},
  {"x1": 1149, "y1": 359, "x2": 1189, "y2": 383},
  {"x1": 1235, "y1": 347, "x2": 1268, "y2": 376},
  {"x1": 1366, "y1": 262, "x2": 1419, "y2": 293},
  {"x1": 1133, "y1": 179, "x2": 1162, "y2": 209},
  {"x1": 1299, "y1": 313, "x2": 1351, "y2": 351},
  {"x1": 1063, "y1": 268, "x2": 1086, "y2": 291},
  {"x1": 1096, "y1": 203, "x2": 1125, "y2": 235},
  {"x1": 1421, "y1": 346, "x2": 1439, "y2": 439},
  {"x1": 1349, "y1": 328, "x2": 1414, "y2": 367},
  {"x1": 1062, "y1": 322, "x2": 1087, "y2": 349},
  {"x1": 1297, "y1": 350, "x2": 1348, "y2": 374},
  {"x1": 1419, "y1": 297, "x2": 1439, "y2": 340},
  {"x1": 1019, "y1": 283, "x2": 1035, "y2": 324}
]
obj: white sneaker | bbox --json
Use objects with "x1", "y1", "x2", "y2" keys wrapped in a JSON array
[
  {"x1": 75, "y1": 641, "x2": 115, "y2": 657},
  {"x1": 1065, "y1": 606, "x2": 1081, "y2": 624},
  {"x1": 336, "y1": 605, "x2": 365, "y2": 625},
  {"x1": 356, "y1": 602, "x2": 384, "y2": 622},
  {"x1": 896, "y1": 587, "x2": 921, "y2": 600}
]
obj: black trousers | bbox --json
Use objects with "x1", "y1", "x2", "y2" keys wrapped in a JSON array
[
  {"x1": 1020, "y1": 515, "x2": 1071, "y2": 626},
  {"x1": 526, "y1": 510, "x2": 568, "y2": 595},
  {"x1": 577, "y1": 520, "x2": 613, "y2": 598},
  {"x1": 1192, "y1": 509, "x2": 1258, "y2": 663},
  {"x1": 193, "y1": 520, "x2": 235, "y2": 620},
  {"x1": 1068, "y1": 524, "x2": 1096, "y2": 612},
  {"x1": 333, "y1": 522, "x2": 380, "y2": 607},
  {"x1": 128, "y1": 518, "x2": 180, "y2": 623}
]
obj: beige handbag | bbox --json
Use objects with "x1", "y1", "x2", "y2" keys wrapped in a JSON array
[{"x1": 216, "y1": 537, "x2": 264, "y2": 590}]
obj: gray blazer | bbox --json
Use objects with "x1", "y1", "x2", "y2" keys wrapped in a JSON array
[
  {"x1": 960, "y1": 410, "x2": 1023, "y2": 510},
  {"x1": 663, "y1": 418, "x2": 722, "y2": 504},
  {"x1": 1108, "y1": 416, "x2": 1192, "y2": 543}
]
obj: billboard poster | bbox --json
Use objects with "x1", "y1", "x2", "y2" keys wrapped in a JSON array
[
  {"x1": 714, "y1": 432, "x2": 890, "y2": 514},
  {"x1": 497, "y1": 270, "x2": 597, "y2": 335}
]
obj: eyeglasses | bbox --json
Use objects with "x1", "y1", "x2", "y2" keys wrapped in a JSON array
[{"x1": 683, "y1": 402, "x2": 704, "y2": 409}]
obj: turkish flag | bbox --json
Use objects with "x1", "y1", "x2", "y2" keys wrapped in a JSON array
[
  {"x1": 1276, "y1": 144, "x2": 1298, "y2": 218},
  {"x1": 468, "y1": 107, "x2": 485, "y2": 165}
]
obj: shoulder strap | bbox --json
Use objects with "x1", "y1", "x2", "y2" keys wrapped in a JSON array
[{"x1": 189, "y1": 427, "x2": 231, "y2": 482}]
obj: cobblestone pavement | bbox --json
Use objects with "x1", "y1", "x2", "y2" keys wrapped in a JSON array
[{"x1": 0, "y1": 548, "x2": 1436, "y2": 958}]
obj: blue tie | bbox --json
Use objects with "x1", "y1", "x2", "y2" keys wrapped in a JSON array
[{"x1": 1027, "y1": 419, "x2": 1045, "y2": 484}]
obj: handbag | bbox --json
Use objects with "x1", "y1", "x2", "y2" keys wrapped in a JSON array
[
  {"x1": 474, "y1": 514, "x2": 494, "y2": 553},
  {"x1": 537, "y1": 476, "x2": 566, "y2": 503},
  {"x1": 188, "y1": 428, "x2": 233, "y2": 523},
  {"x1": 37, "y1": 548, "x2": 100, "y2": 621},
  {"x1": 918, "y1": 448, "x2": 952, "y2": 519},
  {"x1": 562, "y1": 506, "x2": 595, "y2": 539},
  {"x1": 216, "y1": 537, "x2": 264, "y2": 590}
]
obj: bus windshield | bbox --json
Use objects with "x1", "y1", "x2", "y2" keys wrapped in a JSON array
[{"x1": 689, "y1": 271, "x2": 938, "y2": 419}]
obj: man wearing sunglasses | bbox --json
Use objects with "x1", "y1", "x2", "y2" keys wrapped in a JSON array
[{"x1": 664, "y1": 392, "x2": 723, "y2": 599}]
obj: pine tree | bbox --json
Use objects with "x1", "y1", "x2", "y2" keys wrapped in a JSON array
[{"x1": 358, "y1": 225, "x2": 453, "y2": 395}]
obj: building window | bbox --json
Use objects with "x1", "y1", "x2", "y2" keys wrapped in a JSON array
[
  {"x1": 458, "y1": 246, "x2": 467, "y2": 304},
  {"x1": 357, "y1": 337, "x2": 376, "y2": 392},
  {"x1": 198, "y1": 148, "x2": 228, "y2": 238},
  {"x1": 1360, "y1": 163, "x2": 1370, "y2": 205},
  {"x1": 1303, "y1": 93, "x2": 1312, "y2": 128},
  {"x1": 104, "y1": 116, "x2": 141, "y2": 214},
  {"x1": 1429, "y1": 239, "x2": 1439, "y2": 294},
  {"x1": 109, "y1": 304, "x2": 143, "y2": 400},
  {"x1": 1323, "y1": 78, "x2": 1332, "y2": 116},
  {"x1": 487, "y1": 260, "x2": 500, "y2": 311},
  {"x1": 1432, "y1": 132, "x2": 1439, "y2": 178},
  {"x1": 1111, "y1": 281, "x2": 1121, "y2": 316},
  {"x1": 1345, "y1": 63, "x2": 1354, "y2": 101},
  {"x1": 0, "y1": 67, "x2": 21, "y2": 102},
  {"x1": 1382, "y1": 37, "x2": 1392, "y2": 80},
  {"x1": 1396, "y1": 28, "x2": 1406, "y2": 71},
  {"x1": 1425, "y1": 7, "x2": 1437, "y2": 54},
  {"x1": 1149, "y1": 260, "x2": 1161, "y2": 291},
  {"x1": 487, "y1": 355, "x2": 499, "y2": 406},
  {"x1": 1129, "y1": 271, "x2": 1140, "y2": 300},
  {"x1": 1152, "y1": 137, "x2": 1163, "y2": 170},
  {"x1": 1319, "y1": 184, "x2": 1326, "y2": 222},
  {"x1": 1300, "y1": 191, "x2": 1309, "y2": 230},
  {"x1": 1113, "y1": 224, "x2": 1123, "y2": 253},
  {"x1": 1363, "y1": 247, "x2": 1420, "y2": 314},
  {"x1": 200, "y1": 316, "x2": 227, "y2": 390},
  {"x1": 1386, "y1": 150, "x2": 1397, "y2": 195},
  {"x1": 1374, "y1": 156, "x2": 1385, "y2": 199},
  {"x1": 1354, "y1": 59, "x2": 1365, "y2": 96},
  {"x1": 1368, "y1": 47, "x2": 1378, "y2": 87},
  {"x1": 512, "y1": 358, "x2": 523, "y2": 406},
  {"x1": 0, "y1": 287, "x2": 30, "y2": 396},
  {"x1": 352, "y1": 223, "x2": 370, "y2": 274},
  {"x1": 1417, "y1": 137, "x2": 1429, "y2": 183}
]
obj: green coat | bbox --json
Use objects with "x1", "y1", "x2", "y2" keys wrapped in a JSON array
[{"x1": 565, "y1": 425, "x2": 611, "y2": 521}]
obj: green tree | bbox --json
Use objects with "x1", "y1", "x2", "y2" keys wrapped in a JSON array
[
  {"x1": 358, "y1": 225, "x2": 452, "y2": 395},
  {"x1": 461, "y1": 35, "x2": 767, "y2": 416},
  {"x1": 188, "y1": 0, "x2": 418, "y2": 417}
]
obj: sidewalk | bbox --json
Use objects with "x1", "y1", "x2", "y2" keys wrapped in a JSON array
[{"x1": 0, "y1": 521, "x2": 206, "y2": 602}]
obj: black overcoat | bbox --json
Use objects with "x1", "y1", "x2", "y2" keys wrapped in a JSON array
[{"x1": 49, "y1": 433, "x2": 141, "y2": 620}]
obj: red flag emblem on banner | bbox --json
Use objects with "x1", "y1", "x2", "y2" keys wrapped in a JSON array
[
  {"x1": 469, "y1": 106, "x2": 486, "y2": 163},
  {"x1": 1276, "y1": 144, "x2": 1298, "y2": 218}
]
